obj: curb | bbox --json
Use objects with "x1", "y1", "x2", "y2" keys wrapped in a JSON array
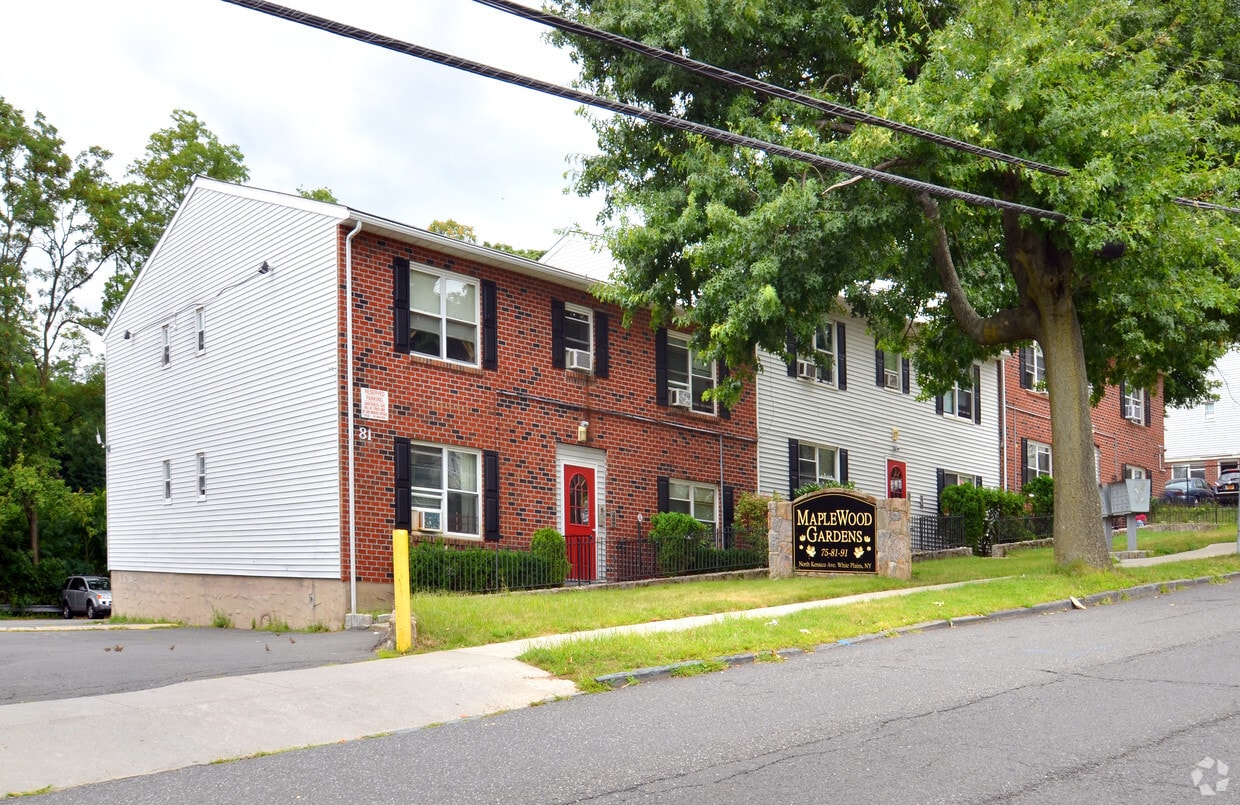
[{"x1": 592, "y1": 571, "x2": 1240, "y2": 688}]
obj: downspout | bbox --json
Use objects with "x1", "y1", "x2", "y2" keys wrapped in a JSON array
[
  {"x1": 998, "y1": 358, "x2": 1007, "y2": 491},
  {"x1": 345, "y1": 220, "x2": 364, "y2": 615}
]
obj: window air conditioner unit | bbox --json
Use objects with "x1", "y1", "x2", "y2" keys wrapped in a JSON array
[
  {"x1": 414, "y1": 510, "x2": 442, "y2": 532},
  {"x1": 669, "y1": 388, "x2": 693, "y2": 408},
  {"x1": 1125, "y1": 403, "x2": 1142, "y2": 422},
  {"x1": 565, "y1": 348, "x2": 592, "y2": 372},
  {"x1": 796, "y1": 359, "x2": 817, "y2": 380},
  {"x1": 884, "y1": 370, "x2": 900, "y2": 390}
]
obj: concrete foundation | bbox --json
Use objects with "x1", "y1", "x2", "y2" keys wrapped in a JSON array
[{"x1": 112, "y1": 570, "x2": 394, "y2": 630}]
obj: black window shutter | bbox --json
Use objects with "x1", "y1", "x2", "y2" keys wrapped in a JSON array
[
  {"x1": 787, "y1": 439, "x2": 800, "y2": 497},
  {"x1": 551, "y1": 299, "x2": 565, "y2": 369},
  {"x1": 718, "y1": 360, "x2": 731, "y2": 420},
  {"x1": 1021, "y1": 437, "x2": 1030, "y2": 487},
  {"x1": 393, "y1": 258, "x2": 410, "y2": 354},
  {"x1": 936, "y1": 468, "x2": 945, "y2": 512},
  {"x1": 936, "y1": 394, "x2": 944, "y2": 415},
  {"x1": 786, "y1": 329, "x2": 798, "y2": 377},
  {"x1": 901, "y1": 357, "x2": 911, "y2": 394},
  {"x1": 973, "y1": 365, "x2": 982, "y2": 424},
  {"x1": 483, "y1": 450, "x2": 500, "y2": 542},
  {"x1": 1144, "y1": 391, "x2": 1151, "y2": 426},
  {"x1": 836, "y1": 322, "x2": 847, "y2": 390},
  {"x1": 1019, "y1": 347, "x2": 1030, "y2": 389},
  {"x1": 594, "y1": 311, "x2": 610, "y2": 378},
  {"x1": 875, "y1": 349, "x2": 885, "y2": 387},
  {"x1": 481, "y1": 279, "x2": 498, "y2": 370},
  {"x1": 722, "y1": 484, "x2": 735, "y2": 533},
  {"x1": 839, "y1": 449, "x2": 849, "y2": 483},
  {"x1": 655, "y1": 328, "x2": 669, "y2": 407},
  {"x1": 1119, "y1": 381, "x2": 1127, "y2": 418},
  {"x1": 657, "y1": 475, "x2": 670, "y2": 513},
  {"x1": 393, "y1": 437, "x2": 411, "y2": 529}
]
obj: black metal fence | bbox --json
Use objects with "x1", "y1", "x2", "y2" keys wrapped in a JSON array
[
  {"x1": 1151, "y1": 502, "x2": 1239, "y2": 526},
  {"x1": 911, "y1": 515, "x2": 967, "y2": 552},
  {"x1": 610, "y1": 528, "x2": 767, "y2": 582},
  {"x1": 987, "y1": 514, "x2": 1054, "y2": 549}
]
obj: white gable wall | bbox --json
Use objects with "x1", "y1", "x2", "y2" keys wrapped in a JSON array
[
  {"x1": 755, "y1": 314, "x2": 1001, "y2": 514},
  {"x1": 1165, "y1": 348, "x2": 1240, "y2": 469},
  {"x1": 105, "y1": 184, "x2": 346, "y2": 578}
]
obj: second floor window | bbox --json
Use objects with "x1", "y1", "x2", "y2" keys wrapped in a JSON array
[
  {"x1": 1122, "y1": 385, "x2": 1146, "y2": 423},
  {"x1": 163, "y1": 460, "x2": 172, "y2": 502},
  {"x1": 196, "y1": 453, "x2": 207, "y2": 499},
  {"x1": 195, "y1": 307, "x2": 205, "y2": 353},
  {"x1": 1020, "y1": 344, "x2": 1046, "y2": 390},
  {"x1": 161, "y1": 324, "x2": 171, "y2": 367},
  {"x1": 409, "y1": 267, "x2": 478, "y2": 364},
  {"x1": 666, "y1": 333, "x2": 715, "y2": 414}
]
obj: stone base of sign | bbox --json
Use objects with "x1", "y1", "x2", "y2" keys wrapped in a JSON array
[{"x1": 769, "y1": 495, "x2": 911, "y2": 580}]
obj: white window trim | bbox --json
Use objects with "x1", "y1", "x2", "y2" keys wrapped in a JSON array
[
  {"x1": 942, "y1": 471, "x2": 980, "y2": 488},
  {"x1": 194, "y1": 307, "x2": 205, "y2": 354},
  {"x1": 941, "y1": 380, "x2": 976, "y2": 422},
  {"x1": 408, "y1": 264, "x2": 481, "y2": 367},
  {"x1": 1026, "y1": 440, "x2": 1052, "y2": 480},
  {"x1": 811, "y1": 325, "x2": 838, "y2": 386},
  {"x1": 196, "y1": 452, "x2": 207, "y2": 500},
  {"x1": 162, "y1": 460, "x2": 172, "y2": 504},
  {"x1": 797, "y1": 442, "x2": 839, "y2": 487},
  {"x1": 667, "y1": 332, "x2": 716, "y2": 415},
  {"x1": 1025, "y1": 345, "x2": 1047, "y2": 391},
  {"x1": 1123, "y1": 387, "x2": 1145, "y2": 422},
  {"x1": 563, "y1": 303, "x2": 594, "y2": 371},
  {"x1": 161, "y1": 324, "x2": 171, "y2": 368},
  {"x1": 1123, "y1": 465, "x2": 1146, "y2": 480},
  {"x1": 882, "y1": 350, "x2": 902, "y2": 392},
  {"x1": 410, "y1": 442, "x2": 483, "y2": 538},
  {"x1": 667, "y1": 478, "x2": 718, "y2": 529}
]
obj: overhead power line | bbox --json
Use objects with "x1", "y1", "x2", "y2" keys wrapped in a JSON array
[
  {"x1": 219, "y1": 0, "x2": 1068, "y2": 222},
  {"x1": 473, "y1": 0, "x2": 1071, "y2": 178}
]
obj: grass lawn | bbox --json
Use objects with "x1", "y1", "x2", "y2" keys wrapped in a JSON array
[{"x1": 409, "y1": 527, "x2": 1240, "y2": 689}]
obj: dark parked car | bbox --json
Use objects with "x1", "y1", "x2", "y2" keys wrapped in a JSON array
[
  {"x1": 1217, "y1": 471, "x2": 1240, "y2": 506},
  {"x1": 1162, "y1": 477, "x2": 1217, "y2": 505},
  {"x1": 60, "y1": 575, "x2": 112, "y2": 619}
]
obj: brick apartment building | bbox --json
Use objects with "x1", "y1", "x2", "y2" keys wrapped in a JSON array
[
  {"x1": 1002, "y1": 345, "x2": 1165, "y2": 496},
  {"x1": 104, "y1": 179, "x2": 755, "y2": 628}
]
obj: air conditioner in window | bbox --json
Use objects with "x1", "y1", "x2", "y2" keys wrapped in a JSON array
[
  {"x1": 884, "y1": 370, "x2": 900, "y2": 390},
  {"x1": 1124, "y1": 401, "x2": 1143, "y2": 422},
  {"x1": 414, "y1": 510, "x2": 442, "y2": 532},
  {"x1": 565, "y1": 348, "x2": 592, "y2": 372},
  {"x1": 796, "y1": 359, "x2": 817, "y2": 380},
  {"x1": 669, "y1": 388, "x2": 693, "y2": 408}
]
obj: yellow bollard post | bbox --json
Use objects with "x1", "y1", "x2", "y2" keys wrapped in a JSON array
[{"x1": 392, "y1": 529, "x2": 412, "y2": 652}]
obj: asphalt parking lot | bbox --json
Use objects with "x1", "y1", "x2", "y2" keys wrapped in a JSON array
[{"x1": 0, "y1": 620, "x2": 387, "y2": 704}]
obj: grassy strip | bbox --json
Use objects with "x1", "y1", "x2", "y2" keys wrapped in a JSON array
[
  {"x1": 519, "y1": 555, "x2": 1240, "y2": 690},
  {"x1": 411, "y1": 528, "x2": 1234, "y2": 652}
]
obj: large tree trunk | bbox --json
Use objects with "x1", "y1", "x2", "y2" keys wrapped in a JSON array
[{"x1": 1038, "y1": 297, "x2": 1110, "y2": 569}]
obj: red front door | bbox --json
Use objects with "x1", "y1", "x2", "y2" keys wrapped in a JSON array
[
  {"x1": 887, "y1": 459, "x2": 907, "y2": 499},
  {"x1": 564, "y1": 465, "x2": 596, "y2": 581}
]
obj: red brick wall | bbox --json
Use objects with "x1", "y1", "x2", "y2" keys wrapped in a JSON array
[
  {"x1": 335, "y1": 228, "x2": 757, "y2": 584},
  {"x1": 1002, "y1": 349, "x2": 1165, "y2": 497}
]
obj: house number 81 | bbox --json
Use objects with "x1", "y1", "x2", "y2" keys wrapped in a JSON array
[{"x1": 358, "y1": 426, "x2": 371, "y2": 441}]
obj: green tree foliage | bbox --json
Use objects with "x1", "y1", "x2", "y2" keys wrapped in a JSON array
[
  {"x1": 428, "y1": 219, "x2": 548, "y2": 260},
  {"x1": 550, "y1": 0, "x2": 1240, "y2": 569},
  {"x1": 297, "y1": 186, "x2": 338, "y2": 203},
  {"x1": 101, "y1": 110, "x2": 248, "y2": 320}
]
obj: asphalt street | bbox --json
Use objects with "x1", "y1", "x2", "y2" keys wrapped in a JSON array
[
  {"x1": 0, "y1": 622, "x2": 386, "y2": 704},
  {"x1": 27, "y1": 577, "x2": 1240, "y2": 804}
]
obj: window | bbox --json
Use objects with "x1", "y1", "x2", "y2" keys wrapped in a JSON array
[
  {"x1": 1123, "y1": 386, "x2": 1145, "y2": 422},
  {"x1": 1173, "y1": 464, "x2": 1206, "y2": 481},
  {"x1": 1021, "y1": 345, "x2": 1046, "y2": 390},
  {"x1": 409, "y1": 266, "x2": 478, "y2": 364},
  {"x1": 667, "y1": 332, "x2": 715, "y2": 414},
  {"x1": 1123, "y1": 465, "x2": 1146, "y2": 480},
  {"x1": 667, "y1": 479, "x2": 717, "y2": 530},
  {"x1": 798, "y1": 325, "x2": 839, "y2": 385},
  {"x1": 196, "y1": 453, "x2": 207, "y2": 499},
  {"x1": 797, "y1": 443, "x2": 838, "y2": 488},
  {"x1": 162, "y1": 460, "x2": 172, "y2": 503},
  {"x1": 1205, "y1": 401, "x2": 1215, "y2": 422},
  {"x1": 874, "y1": 348, "x2": 909, "y2": 393},
  {"x1": 563, "y1": 306, "x2": 592, "y2": 357},
  {"x1": 1025, "y1": 440, "x2": 1052, "y2": 482},
  {"x1": 881, "y1": 349, "x2": 901, "y2": 390},
  {"x1": 161, "y1": 324, "x2": 171, "y2": 367},
  {"x1": 942, "y1": 471, "x2": 980, "y2": 488},
  {"x1": 942, "y1": 382, "x2": 975, "y2": 421},
  {"x1": 552, "y1": 300, "x2": 610, "y2": 377},
  {"x1": 410, "y1": 444, "x2": 480, "y2": 536},
  {"x1": 195, "y1": 307, "x2": 205, "y2": 353}
]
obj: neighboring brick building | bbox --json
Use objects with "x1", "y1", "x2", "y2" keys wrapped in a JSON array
[
  {"x1": 104, "y1": 179, "x2": 755, "y2": 628},
  {"x1": 1001, "y1": 345, "x2": 1165, "y2": 497}
]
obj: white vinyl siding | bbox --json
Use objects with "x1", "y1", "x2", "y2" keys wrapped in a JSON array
[
  {"x1": 104, "y1": 183, "x2": 344, "y2": 578},
  {"x1": 1166, "y1": 350, "x2": 1240, "y2": 471},
  {"x1": 756, "y1": 312, "x2": 999, "y2": 512}
]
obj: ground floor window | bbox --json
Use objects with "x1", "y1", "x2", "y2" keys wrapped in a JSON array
[
  {"x1": 1025, "y1": 440, "x2": 1052, "y2": 482},
  {"x1": 1123, "y1": 465, "x2": 1147, "y2": 480},
  {"x1": 411, "y1": 444, "x2": 480, "y2": 535},
  {"x1": 1172, "y1": 464, "x2": 1206, "y2": 481},
  {"x1": 797, "y1": 442, "x2": 838, "y2": 488},
  {"x1": 667, "y1": 479, "x2": 717, "y2": 530},
  {"x1": 942, "y1": 471, "x2": 980, "y2": 488}
]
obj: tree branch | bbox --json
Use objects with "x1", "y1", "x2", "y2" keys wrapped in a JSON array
[
  {"x1": 918, "y1": 193, "x2": 1037, "y2": 345},
  {"x1": 823, "y1": 158, "x2": 905, "y2": 194}
]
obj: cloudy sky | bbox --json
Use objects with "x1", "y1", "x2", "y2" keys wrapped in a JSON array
[{"x1": 1, "y1": 0, "x2": 608, "y2": 251}]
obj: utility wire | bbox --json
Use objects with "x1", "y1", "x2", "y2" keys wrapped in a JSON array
[
  {"x1": 474, "y1": 0, "x2": 1071, "y2": 177},
  {"x1": 219, "y1": 0, "x2": 1068, "y2": 222}
]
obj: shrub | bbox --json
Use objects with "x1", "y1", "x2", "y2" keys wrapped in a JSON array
[
  {"x1": 940, "y1": 484, "x2": 1028, "y2": 554},
  {"x1": 733, "y1": 491, "x2": 771, "y2": 551},
  {"x1": 1023, "y1": 475, "x2": 1054, "y2": 516},
  {"x1": 529, "y1": 528, "x2": 570, "y2": 586},
  {"x1": 648, "y1": 512, "x2": 708, "y2": 575},
  {"x1": 408, "y1": 539, "x2": 558, "y2": 592},
  {"x1": 791, "y1": 479, "x2": 856, "y2": 499}
]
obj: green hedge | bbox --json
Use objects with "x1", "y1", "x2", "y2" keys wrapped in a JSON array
[{"x1": 409, "y1": 540, "x2": 562, "y2": 593}]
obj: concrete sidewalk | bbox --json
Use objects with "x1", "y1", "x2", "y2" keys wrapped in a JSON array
[
  {"x1": 3, "y1": 548, "x2": 1237, "y2": 796},
  {"x1": 1117, "y1": 541, "x2": 1237, "y2": 567}
]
